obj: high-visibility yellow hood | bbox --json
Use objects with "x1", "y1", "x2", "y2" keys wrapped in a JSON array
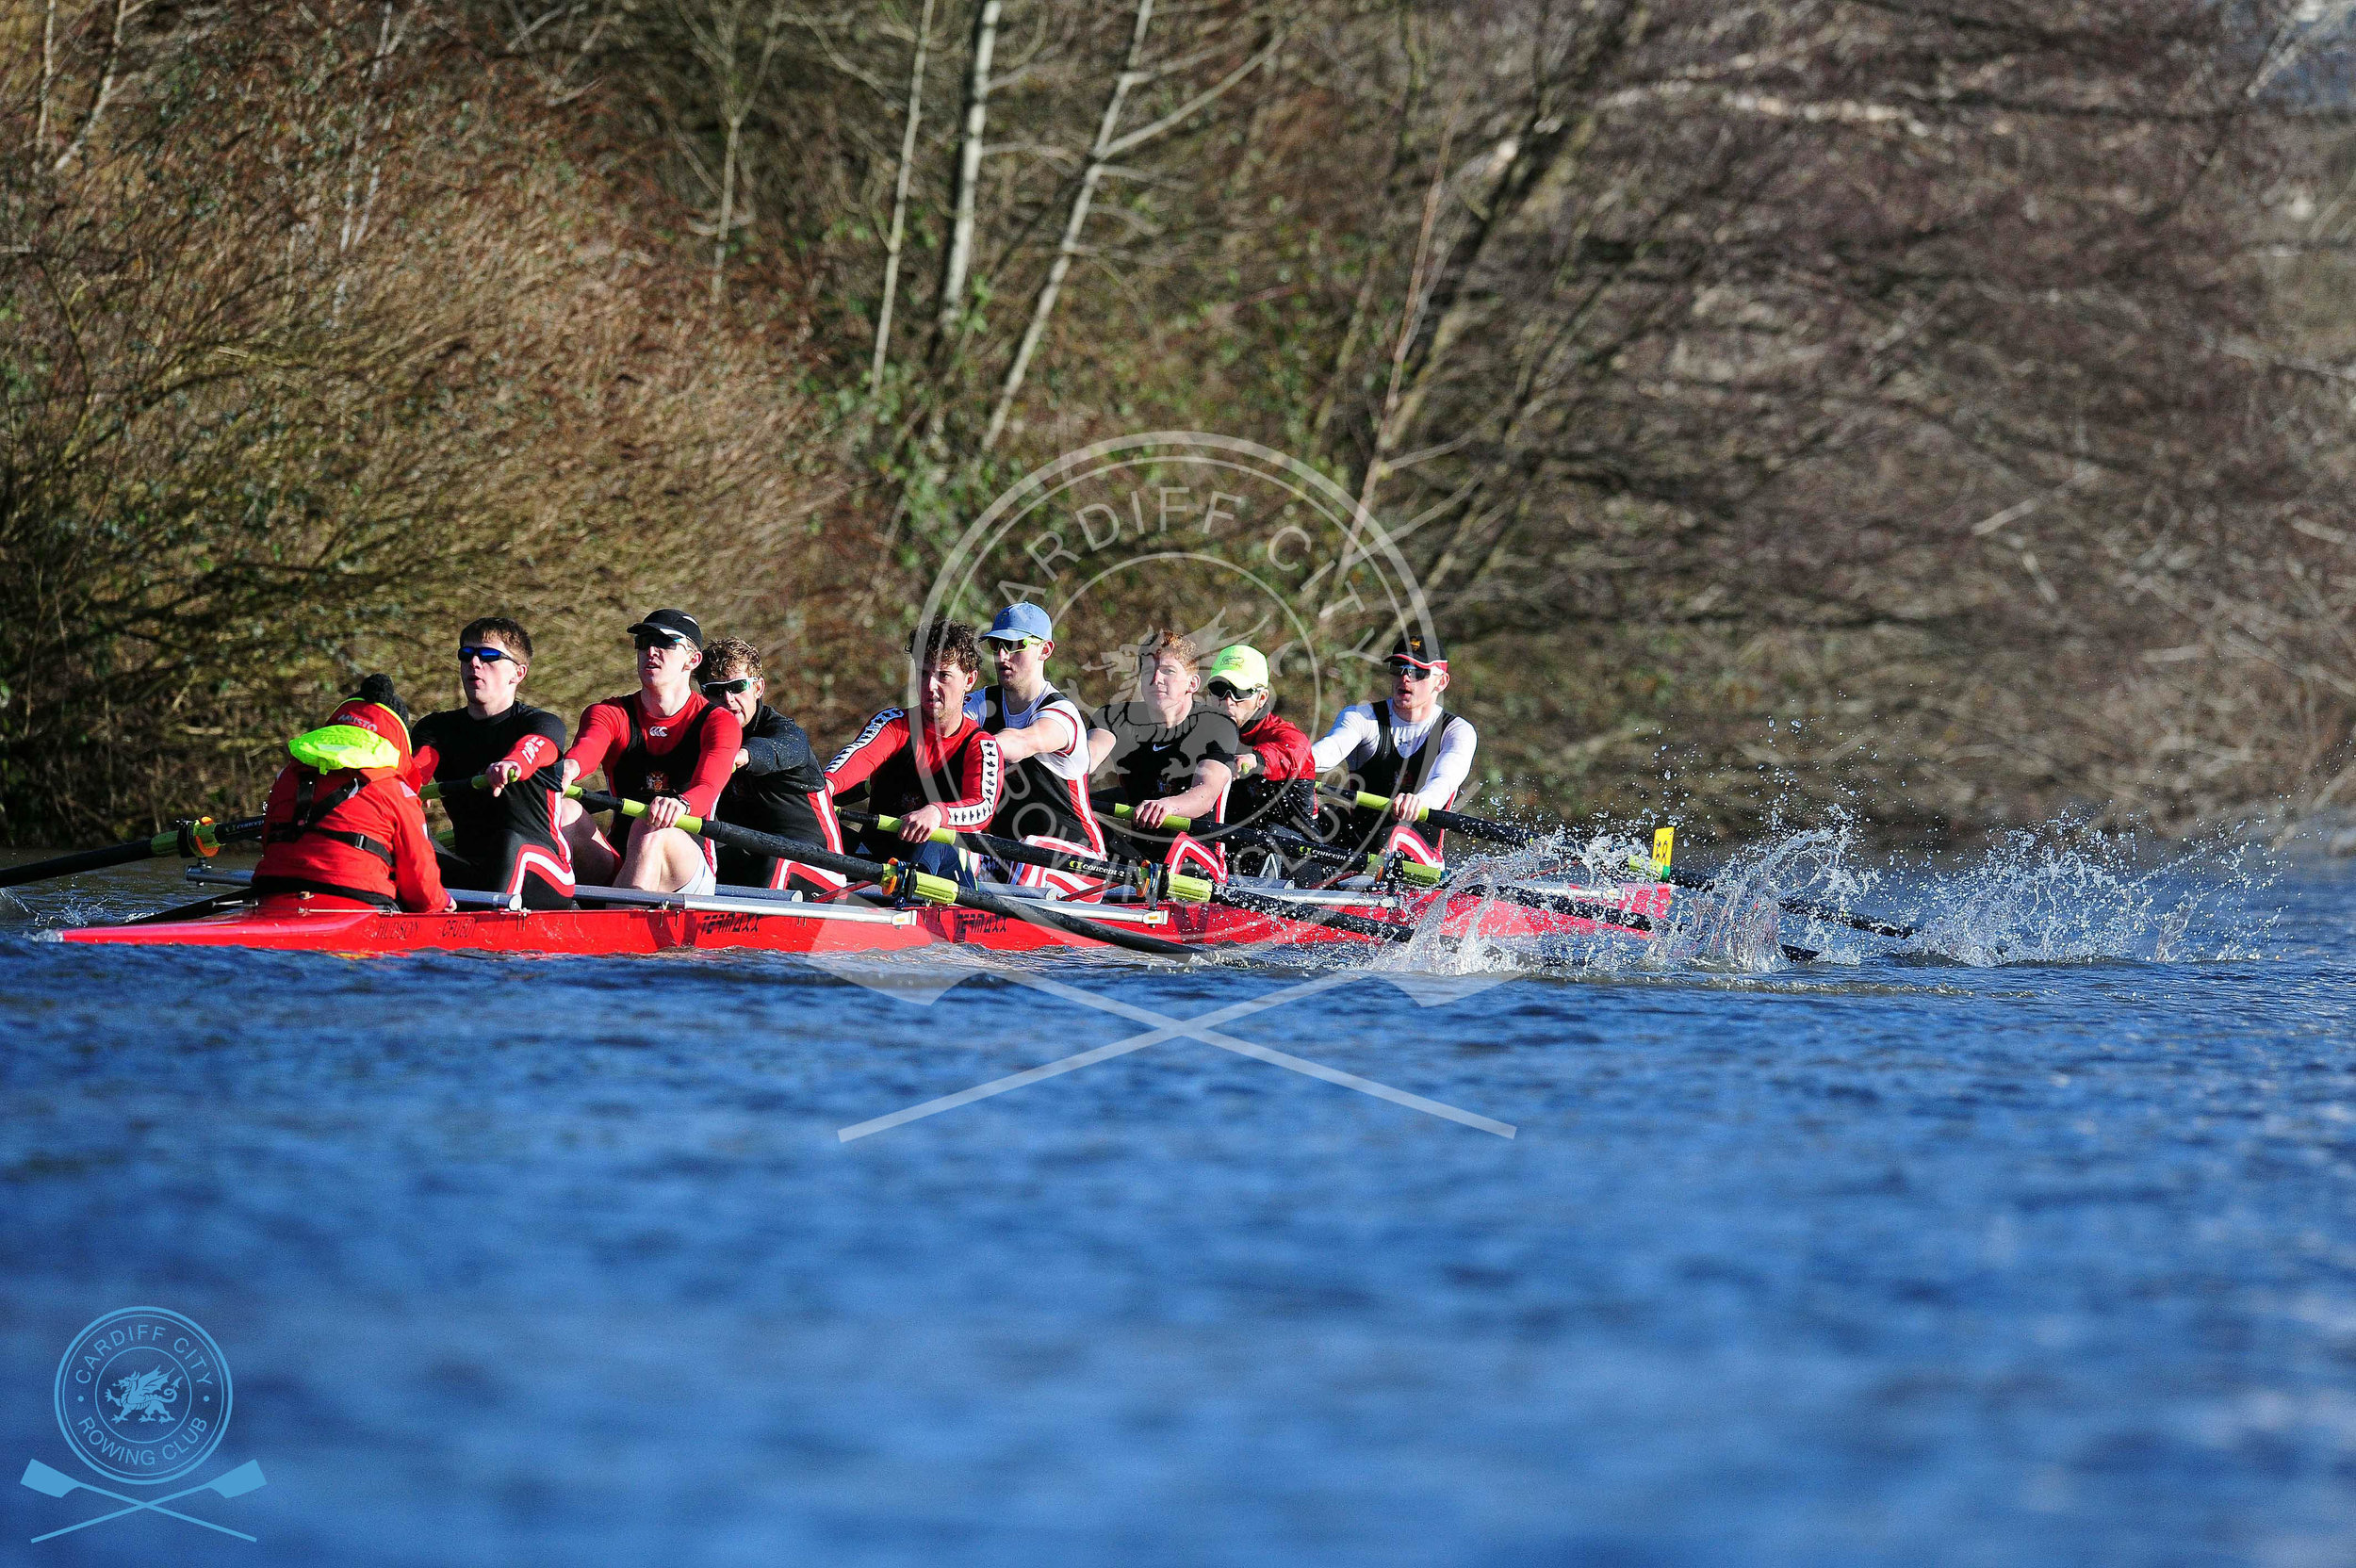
[{"x1": 288, "y1": 698, "x2": 412, "y2": 776}]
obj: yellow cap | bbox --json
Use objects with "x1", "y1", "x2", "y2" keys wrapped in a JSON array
[{"x1": 1203, "y1": 645, "x2": 1268, "y2": 692}]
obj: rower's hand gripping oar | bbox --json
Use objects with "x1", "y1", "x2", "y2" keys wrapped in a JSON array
[
  {"x1": 0, "y1": 815, "x2": 266, "y2": 890},
  {"x1": 848, "y1": 808, "x2": 1419, "y2": 944},
  {"x1": 564, "y1": 786, "x2": 1204, "y2": 958}
]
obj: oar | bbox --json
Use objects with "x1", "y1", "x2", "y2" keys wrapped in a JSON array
[
  {"x1": 116, "y1": 890, "x2": 258, "y2": 925},
  {"x1": 1092, "y1": 800, "x2": 1448, "y2": 890},
  {"x1": 23, "y1": 1458, "x2": 264, "y2": 1543},
  {"x1": 849, "y1": 811, "x2": 1417, "y2": 933},
  {"x1": 1331, "y1": 789, "x2": 1917, "y2": 939},
  {"x1": 839, "y1": 810, "x2": 1419, "y2": 943},
  {"x1": 0, "y1": 816, "x2": 265, "y2": 890},
  {"x1": 1451, "y1": 877, "x2": 1819, "y2": 962},
  {"x1": 565, "y1": 787, "x2": 1204, "y2": 959},
  {"x1": 837, "y1": 809, "x2": 1214, "y2": 903}
]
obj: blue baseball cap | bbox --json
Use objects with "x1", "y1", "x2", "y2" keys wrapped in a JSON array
[{"x1": 984, "y1": 603, "x2": 1054, "y2": 642}]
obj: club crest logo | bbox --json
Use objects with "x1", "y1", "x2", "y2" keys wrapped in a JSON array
[
  {"x1": 27, "y1": 1307, "x2": 266, "y2": 1544},
  {"x1": 55, "y1": 1308, "x2": 227, "y2": 1483}
]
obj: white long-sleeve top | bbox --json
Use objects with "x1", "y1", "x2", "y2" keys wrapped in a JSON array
[{"x1": 1310, "y1": 702, "x2": 1478, "y2": 805}]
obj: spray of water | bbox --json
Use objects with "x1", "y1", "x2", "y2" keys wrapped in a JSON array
[{"x1": 1356, "y1": 811, "x2": 2278, "y2": 979}]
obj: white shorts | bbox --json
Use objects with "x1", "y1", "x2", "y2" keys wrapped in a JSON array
[{"x1": 679, "y1": 858, "x2": 717, "y2": 898}]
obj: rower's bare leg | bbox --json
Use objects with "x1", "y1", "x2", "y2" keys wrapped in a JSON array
[
  {"x1": 556, "y1": 797, "x2": 620, "y2": 886},
  {"x1": 616, "y1": 825, "x2": 708, "y2": 892}
]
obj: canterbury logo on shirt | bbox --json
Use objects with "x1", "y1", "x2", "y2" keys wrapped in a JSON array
[{"x1": 649, "y1": 725, "x2": 670, "y2": 738}]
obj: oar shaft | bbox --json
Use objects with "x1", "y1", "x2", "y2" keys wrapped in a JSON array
[
  {"x1": 568, "y1": 788, "x2": 955, "y2": 901},
  {"x1": 1662, "y1": 868, "x2": 1916, "y2": 939},
  {"x1": 0, "y1": 817, "x2": 263, "y2": 889},
  {"x1": 839, "y1": 809, "x2": 1216, "y2": 905}
]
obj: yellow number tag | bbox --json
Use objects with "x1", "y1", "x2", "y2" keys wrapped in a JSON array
[{"x1": 1630, "y1": 825, "x2": 1676, "y2": 877}]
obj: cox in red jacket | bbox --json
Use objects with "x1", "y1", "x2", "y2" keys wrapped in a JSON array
[{"x1": 254, "y1": 694, "x2": 450, "y2": 912}]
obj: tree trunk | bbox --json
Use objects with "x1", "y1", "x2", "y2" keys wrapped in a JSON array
[
  {"x1": 35, "y1": 0, "x2": 57, "y2": 157},
  {"x1": 52, "y1": 0, "x2": 133, "y2": 173},
  {"x1": 979, "y1": 10, "x2": 1280, "y2": 453},
  {"x1": 712, "y1": 112, "x2": 740, "y2": 309},
  {"x1": 934, "y1": 0, "x2": 1000, "y2": 343},
  {"x1": 978, "y1": 0, "x2": 1155, "y2": 453},
  {"x1": 1358, "y1": 1, "x2": 1650, "y2": 508},
  {"x1": 869, "y1": 0, "x2": 937, "y2": 400}
]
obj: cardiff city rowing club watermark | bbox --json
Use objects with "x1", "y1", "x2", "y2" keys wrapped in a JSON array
[
  {"x1": 825, "y1": 433, "x2": 1513, "y2": 1142},
  {"x1": 24, "y1": 1307, "x2": 266, "y2": 1544},
  {"x1": 916, "y1": 430, "x2": 1439, "y2": 840}
]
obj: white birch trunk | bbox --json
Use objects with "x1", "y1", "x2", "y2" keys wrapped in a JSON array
[
  {"x1": 870, "y1": 0, "x2": 937, "y2": 399},
  {"x1": 712, "y1": 113, "x2": 741, "y2": 309},
  {"x1": 935, "y1": 0, "x2": 1000, "y2": 341},
  {"x1": 52, "y1": 0, "x2": 133, "y2": 173},
  {"x1": 980, "y1": 8, "x2": 1279, "y2": 452},
  {"x1": 35, "y1": 0, "x2": 57, "y2": 158}
]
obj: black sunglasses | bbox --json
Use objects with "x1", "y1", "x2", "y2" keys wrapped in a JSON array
[
  {"x1": 1206, "y1": 680, "x2": 1259, "y2": 701},
  {"x1": 634, "y1": 632, "x2": 689, "y2": 652},
  {"x1": 700, "y1": 677, "x2": 755, "y2": 696},
  {"x1": 458, "y1": 645, "x2": 515, "y2": 665},
  {"x1": 1388, "y1": 661, "x2": 1435, "y2": 680}
]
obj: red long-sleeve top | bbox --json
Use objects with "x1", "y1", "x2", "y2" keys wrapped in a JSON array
[
  {"x1": 824, "y1": 707, "x2": 1004, "y2": 830},
  {"x1": 1239, "y1": 709, "x2": 1314, "y2": 780},
  {"x1": 563, "y1": 690, "x2": 743, "y2": 818}
]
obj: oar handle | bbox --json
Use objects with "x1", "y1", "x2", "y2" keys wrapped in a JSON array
[
  {"x1": 1320, "y1": 787, "x2": 1544, "y2": 847},
  {"x1": 1109, "y1": 802, "x2": 1193, "y2": 831}
]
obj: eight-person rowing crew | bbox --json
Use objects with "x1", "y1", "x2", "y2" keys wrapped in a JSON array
[{"x1": 252, "y1": 606, "x2": 1480, "y2": 914}]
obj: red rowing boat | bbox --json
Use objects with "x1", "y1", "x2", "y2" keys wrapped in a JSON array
[{"x1": 52, "y1": 876, "x2": 1674, "y2": 957}]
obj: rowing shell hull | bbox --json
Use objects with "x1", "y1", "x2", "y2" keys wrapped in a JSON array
[{"x1": 53, "y1": 885, "x2": 1671, "y2": 957}]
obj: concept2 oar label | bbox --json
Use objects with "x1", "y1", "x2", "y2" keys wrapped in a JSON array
[{"x1": 24, "y1": 1306, "x2": 267, "y2": 1544}]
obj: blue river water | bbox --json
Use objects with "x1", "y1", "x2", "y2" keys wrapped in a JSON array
[{"x1": 0, "y1": 829, "x2": 2351, "y2": 1566}]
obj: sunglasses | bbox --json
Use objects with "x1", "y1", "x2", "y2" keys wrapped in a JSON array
[
  {"x1": 634, "y1": 632, "x2": 689, "y2": 652},
  {"x1": 700, "y1": 677, "x2": 755, "y2": 696},
  {"x1": 1388, "y1": 661, "x2": 1436, "y2": 680},
  {"x1": 991, "y1": 636, "x2": 1045, "y2": 653},
  {"x1": 1206, "y1": 680, "x2": 1261, "y2": 701},
  {"x1": 458, "y1": 645, "x2": 516, "y2": 665}
]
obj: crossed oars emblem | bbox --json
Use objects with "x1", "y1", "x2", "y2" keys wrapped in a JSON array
[{"x1": 23, "y1": 1457, "x2": 267, "y2": 1544}]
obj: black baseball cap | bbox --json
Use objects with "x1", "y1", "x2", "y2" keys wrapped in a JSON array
[
  {"x1": 626, "y1": 609, "x2": 703, "y2": 649},
  {"x1": 1390, "y1": 630, "x2": 1446, "y2": 669}
]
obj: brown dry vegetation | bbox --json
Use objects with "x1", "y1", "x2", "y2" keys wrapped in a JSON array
[{"x1": 5, "y1": 1, "x2": 2356, "y2": 842}]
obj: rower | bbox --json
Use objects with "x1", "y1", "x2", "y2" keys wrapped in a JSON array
[
  {"x1": 967, "y1": 603, "x2": 1104, "y2": 886},
  {"x1": 254, "y1": 675, "x2": 451, "y2": 912},
  {"x1": 556, "y1": 609, "x2": 744, "y2": 895},
  {"x1": 407, "y1": 616, "x2": 574, "y2": 908},
  {"x1": 1203, "y1": 643, "x2": 1311, "y2": 824},
  {"x1": 1310, "y1": 629, "x2": 1477, "y2": 865},
  {"x1": 1086, "y1": 629, "x2": 1237, "y2": 873},
  {"x1": 702, "y1": 637, "x2": 845, "y2": 897},
  {"x1": 825, "y1": 619, "x2": 1004, "y2": 889}
]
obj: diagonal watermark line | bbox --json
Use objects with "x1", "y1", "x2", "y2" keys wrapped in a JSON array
[
  {"x1": 998, "y1": 969, "x2": 1516, "y2": 1137},
  {"x1": 836, "y1": 966, "x2": 1514, "y2": 1141},
  {"x1": 837, "y1": 969, "x2": 1361, "y2": 1142}
]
